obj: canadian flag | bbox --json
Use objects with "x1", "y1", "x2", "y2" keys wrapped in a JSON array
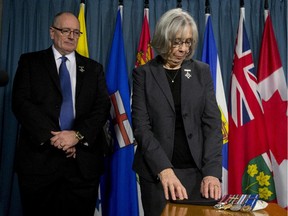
[{"x1": 257, "y1": 12, "x2": 288, "y2": 209}]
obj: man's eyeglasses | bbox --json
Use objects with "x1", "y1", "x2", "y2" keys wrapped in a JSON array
[
  {"x1": 172, "y1": 38, "x2": 193, "y2": 48},
  {"x1": 52, "y1": 26, "x2": 82, "y2": 38}
]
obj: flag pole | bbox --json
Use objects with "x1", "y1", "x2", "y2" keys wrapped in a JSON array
[
  {"x1": 118, "y1": 0, "x2": 123, "y2": 22},
  {"x1": 264, "y1": 0, "x2": 269, "y2": 19},
  {"x1": 144, "y1": 0, "x2": 149, "y2": 22},
  {"x1": 177, "y1": 0, "x2": 182, "y2": 8},
  {"x1": 205, "y1": 0, "x2": 210, "y2": 14},
  {"x1": 240, "y1": 0, "x2": 245, "y2": 19},
  {"x1": 264, "y1": 0, "x2": 269, "y2": 9},
  {"x1": 144, "y1": 0, "x2": 149, "y2": 8},
  {"x1": 205, "y1": 0, "x2": 210, "y2": 23}
]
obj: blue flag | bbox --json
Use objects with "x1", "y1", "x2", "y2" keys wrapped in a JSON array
[
  {"x1": 201, "y1": 15, "x2": 229, "y2": 195},
  {"x1": 100, "y1": 9, "x2": 139, "y2": 216}
]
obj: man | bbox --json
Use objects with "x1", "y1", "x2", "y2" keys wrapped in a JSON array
[{"x1": 12, "y1": 12, "x2": 110, "y2": 216}]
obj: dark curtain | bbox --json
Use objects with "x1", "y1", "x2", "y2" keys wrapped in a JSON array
[{"x1": 0, "y1": 0, "x2": 287, "y2": 215}]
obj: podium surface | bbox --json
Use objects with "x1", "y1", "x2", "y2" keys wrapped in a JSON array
[{"x1": 161, "y1": 203, "x2": 287, "y2": 216}]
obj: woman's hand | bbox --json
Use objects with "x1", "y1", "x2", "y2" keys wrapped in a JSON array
[
  {"x1": 200, "y1": 176, "x2": 221, "y2": 200},
  {"x1": 158, "y1": 168, "x2": 188, "y2": 200}
]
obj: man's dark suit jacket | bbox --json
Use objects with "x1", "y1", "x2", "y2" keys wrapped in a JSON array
[
  {"x1": 132, "y1": 56, "x2": 222, "y2": 182},
  {"x1": 12, "y1": 47, "x2": 111, "y2": 181}
]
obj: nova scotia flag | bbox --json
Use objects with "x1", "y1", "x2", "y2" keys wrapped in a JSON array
[{"x1": 202, "y1": 14, "x2": 228, "y2": 195}]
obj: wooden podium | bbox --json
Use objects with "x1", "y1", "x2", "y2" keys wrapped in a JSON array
[{"x1": 161, "y1": 202, "x2": 287, "y2": 216}]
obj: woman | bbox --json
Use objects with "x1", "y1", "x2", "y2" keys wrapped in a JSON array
[{"x1": 132, "y1": 8, "x2": 223, "y2": 216}]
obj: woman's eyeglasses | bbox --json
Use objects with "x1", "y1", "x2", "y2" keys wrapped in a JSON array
[{"x1": 172, "y1": 38, "x2": 193, "y2": 48}]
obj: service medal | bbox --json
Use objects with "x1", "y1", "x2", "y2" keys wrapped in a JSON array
[
  {"x1": 230, "y1": 204, "x2": 242, "y2": 211},
  {"x1": 241, "y1": 205, "x2": 252, "y2": 212},
  {"x1": 223, "y1": 203, "x2": 233, "y2": 210}
]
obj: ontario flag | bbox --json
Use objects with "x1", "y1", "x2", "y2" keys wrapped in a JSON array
[
  {"x1": 201, "y1": 13, "x2": 228, "y2": 196},
  {"x1": 100, "y1": 7, "x2": 139, "y2": 216},
  {"x1": 135, "y1": 8, "x2": 153, "y2": 67},
  {"x1": 228, "y1": 7, "x2": 276, "y2": 203},
  {"x1": 257, "y1": 12, "x2": 288, "y2": 209}
]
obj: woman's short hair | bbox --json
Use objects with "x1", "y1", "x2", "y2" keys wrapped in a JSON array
[{"x1": 151, "y1": 8, "x2": 198, "y2": 60}]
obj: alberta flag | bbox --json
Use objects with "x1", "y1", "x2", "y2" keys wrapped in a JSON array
[
  {"x1": 257, "y1": 12, "x2": 287, "y2": 208},
  {"x1": 100, "y1": 7, "x2": 139, "y2": 216},
  {"x1": 228, "y1": 7, "x2": 276, "y2": 202},
  {"x1": 201, "y1": 13, "x2": 228, "y2": 196}
]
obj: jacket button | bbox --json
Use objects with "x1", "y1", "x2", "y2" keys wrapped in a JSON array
[
  {"x1": 183, "y1": 113, "x2": 188, "y2": 119},
  {"x1": 188, "y1": 134, "x2": 192, "y2": 139}
]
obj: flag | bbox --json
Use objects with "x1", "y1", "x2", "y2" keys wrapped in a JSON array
[
  {"x1": 135, "y1": 8, "x2": 153, "y2": 67},
  {"x1": 76, "y1": 2, "x2": 89, "y2": 57},
  {"x1": 100, "y1": 7, "x2": 139, "y2": 216},
  {"x1": 228, "y1": 7, "x2": 276, "y2": 203},
  {"x1": 201, "y1": 14, "x2": 228, "y2": 196},
  {"x1": 134, "y1": 8, "x2": 153, "y2": 216},
  {"x1": 257, "y1": 13, "x2": 288, "y2": 209}
]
